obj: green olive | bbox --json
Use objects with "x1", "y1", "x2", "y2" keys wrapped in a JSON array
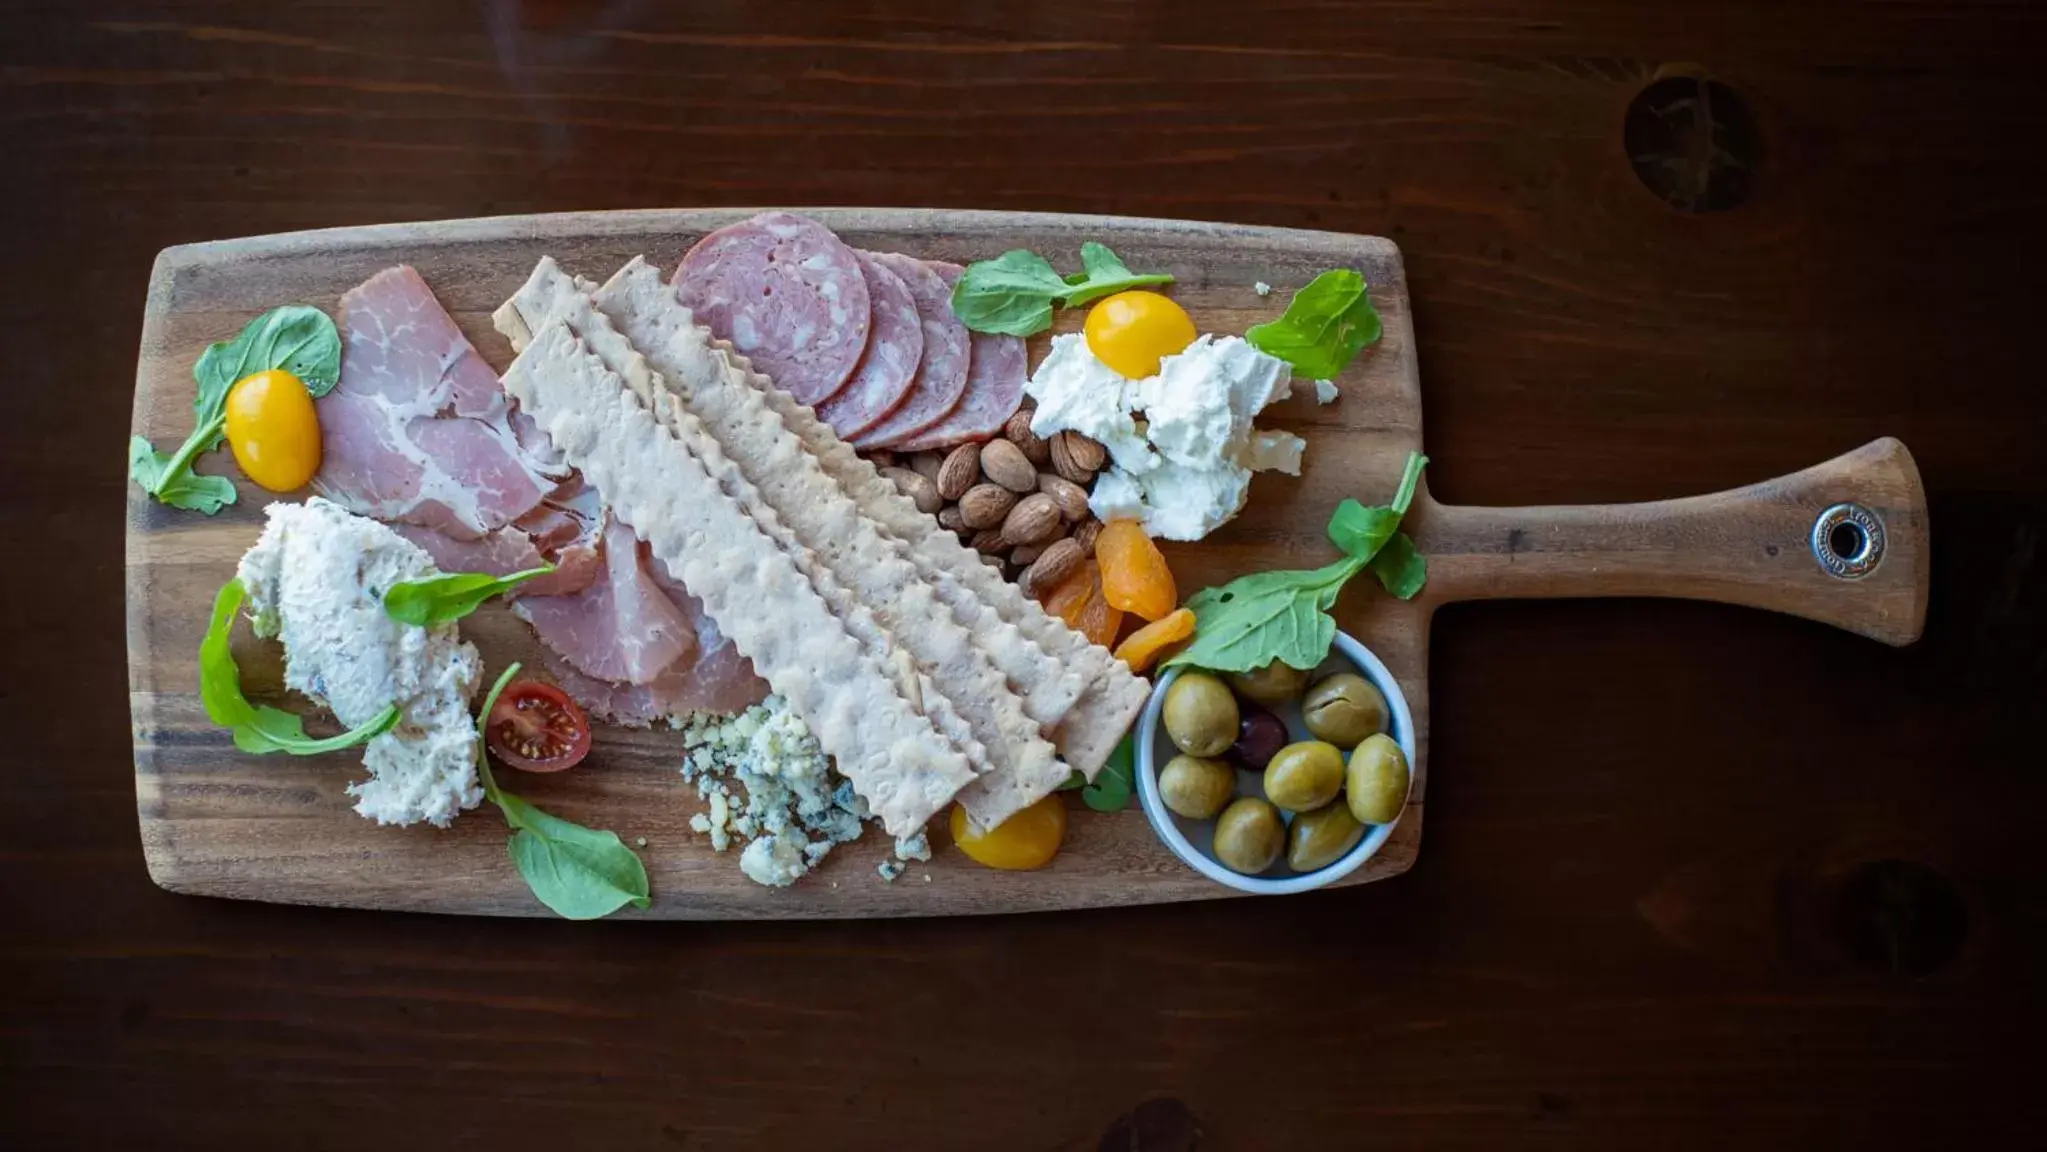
[
  {"x1": 1162, "y1": 672, "x2": 1239, "y2": 757},
  {"x1": 1286, "y1": 801, "x2": 1364, "y2": 872},
  {"x1": 1262, "y1": 740, "x2": 1345, "y2": 813},
  {"x1": 1345, "y1": 733, "x2": 1411, "y2": 825},
  {"x1": 1226, "y1": 661, "x2": 1309, "y2": 706},
  {"x1": 1212, "y1": 797, "x2": 1285, "y2": 874},
  {"x1": 1301, "y1": 672, "x2": 1388, "y2": 748},
  {"x1": 1158, "y1": 754, "x2": 1235, "y2": 820}
]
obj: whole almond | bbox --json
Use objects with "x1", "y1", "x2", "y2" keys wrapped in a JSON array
[
  {"x1": 1004, "y1": 407, "x2": 1051, "y2": 465},
  {"x1": 1071, "y1": 517, "x2": 1104, "y2": 557},
  {"x1": 881, "y1": 466, "x2": 942, "y2": 515},
  {"x1": 1009, "y1": 542, "x2": 1045, "y2": 567},
  {"x1": 970, "y1": 528, "x2": 1008, "y2": 554},
  {"x1": 937, "y1": 505, "x2": 968, "y2": 534},
  {"x1": 1000, "y1": 493, "x2": 1061, "y2": 547},
  {"x1": 1021, "y1": 537, "x2": 1084, "y2": 598},
  {"x1": 1037, "y1": 473, "x2": 1091, "y2": 521},
  {"x1": 1061, "y1": 431, "x2": 1107, "y2": 472},
  {"x1": 936, "y1": 442, "x2": 982, "y2": 501},
  {"x1": 1049, "y1": 431, "x2": 1098, "y2": 485},
  {"x1": 958, "y1": 483, "x2": 1018, "y2": 530},
  {"x1": 980, "y1": 437, "x2": 1037, "y2": 493},
  {"x1": 907, "y1": 450, "x2": 945, "y2": 482}
]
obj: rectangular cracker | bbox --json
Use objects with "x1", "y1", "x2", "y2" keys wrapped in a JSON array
[{"x1": 502, "y1": 319, "x2": 975, "y2": 837}]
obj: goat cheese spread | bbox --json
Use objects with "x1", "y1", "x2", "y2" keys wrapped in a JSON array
[
  {"x1": 235, "y1": 497, "x2": 485, "y2": 828},
  {"x1": 679, "y1": 695, "x2": 925, "y2": 888},
  {"x1": 1027, "y1": 333, "x2": 1299, "y2": 541}
]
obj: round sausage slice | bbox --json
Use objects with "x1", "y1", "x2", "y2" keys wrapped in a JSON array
[
  {"x1": 816, "y1": 251, "x2": 924, "y2": 439},
  {"x1": 851, "y1": 255, "x2": 972, "y2": 449},
  {"x1": 884, "y1": 331, "x2": 1027, "y2": 454},
  {"x1": 674, "y1": 212, "x2": 871, "y2": 406}
]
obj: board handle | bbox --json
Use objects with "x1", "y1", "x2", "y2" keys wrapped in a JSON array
[{"x1": 1416, "y1": 438, "x2": 1930, "y2": 645}]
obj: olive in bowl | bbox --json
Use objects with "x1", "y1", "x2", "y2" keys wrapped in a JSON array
[
  {"x1": 1157, "y1": 754, "x2": 1235, "y2": 820},
  {"x1": 1161, "y1": 672, "x2": 1238, "y2": 757},
  {"x1": 1301, "y1": 672, "x2": 1388, "y2": 748},
  {"x1": 1136, "y1": 630, "x2": 1419, "y2": 896}
]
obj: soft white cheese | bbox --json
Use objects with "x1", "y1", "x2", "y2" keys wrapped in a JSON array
[
  {"x1": 1027, "y1": 333, "x2": 1297, "y2": 541},
  {"x1": 235, "y1": 497, "x2": 484, "y2": 828},
  {"x1": 1313, "y1": 378, "x2": 1339, "y2": 405},
  {"x1": 1026, "y1": 334, "x2": 1156, "y2": 475}
]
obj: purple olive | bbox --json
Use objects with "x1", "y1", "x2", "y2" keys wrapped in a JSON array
[{"x1": 1228, "y1": 704, "x2": 1289, "y2": 772}]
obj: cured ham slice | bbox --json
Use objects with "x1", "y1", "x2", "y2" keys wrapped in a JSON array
[
  {"x1": 885, "y1": 330, "x2": 1028, "y2": 453},
  {"x1": 391, "y1": 524, "x2": 595, "y2": 599},
  {"x1": 513, "y1": 516, "x2": 698, "y2": 685},
  {"x1": 314, "y1": 265, "x2": 559, "y2": 538},
  {"x1": 674, "y1": 212, "x2": 870, "y2": 406},
  {"x1": 814, "y1": 252, "x2": 923, "y2": 440},
  {"x1": 849, "y1": 256, "x2": 972, "y2": 449}
]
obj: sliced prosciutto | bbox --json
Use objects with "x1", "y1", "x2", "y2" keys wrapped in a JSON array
[
  {"x1": 885, "y1": 330, "x2": 1027, "y2": 453},
  {"x1": 513, "y1": 517, "x2": 697, "y2": 685},
  {"x1": 314, "y1": 266, "x2": 561, "y2": 538},
  {"x1": 814, "y1": 251, "x2": 923, "y2": 439},
  {"x1": 674, "y1": 212, "x2": 871, "y2": 406},
  {"x1": 850, "y1": 255, "x2": 972, "y2": 449},
  {"x1": 392, "y1": 524, "x2": 595, "y2": 599}
]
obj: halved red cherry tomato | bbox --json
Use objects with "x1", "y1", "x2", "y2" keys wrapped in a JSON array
[{"x1": 486, "y1": 680, "x2": 592, "y2": 773}]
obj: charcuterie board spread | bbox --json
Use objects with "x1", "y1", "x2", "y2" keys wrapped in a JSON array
[{"x1": 128, "y1": 208, "x2": 1929, "y2": 920}]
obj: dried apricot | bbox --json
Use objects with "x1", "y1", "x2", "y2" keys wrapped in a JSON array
[
  {"x1": 1043, "y1": 559, "x2": 1098, "y2": 629},
  {"x1": 1096, "y1": 519, "x2": 1177, "y2": 621},
  {"x1": 1112, "y1": 608, "x2": 1196, "y2": 672},
  {"x1": 1077, "y1": 578, "x2": 1125, "y2": 649}
]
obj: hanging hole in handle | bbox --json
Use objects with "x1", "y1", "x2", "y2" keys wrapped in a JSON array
[{"x1": 1812, "y1": 503, "x2": 1885, "y2": 579}]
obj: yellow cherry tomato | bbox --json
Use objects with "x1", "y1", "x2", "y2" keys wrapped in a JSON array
[
  {"x1": 1083, "y1": 290, "x2": 1197, "y2": 379},
  {"x1": 950, "y1": 794, "x2": 1067, "y2": 870},
  {"x1": 224, "y1": 369, "x2": 322, "y2": 492}
]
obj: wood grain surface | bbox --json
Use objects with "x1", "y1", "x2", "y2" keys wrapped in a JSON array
[
  {"x1": 10, "y1": 1, "x2": 2047, "y2": 1149},
  {"x1": 128, "y1": 209, "x2": 1927, "y2": 919}
]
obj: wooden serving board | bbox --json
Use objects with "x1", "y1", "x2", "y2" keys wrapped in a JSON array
[{"x1": 128, "y1": 208, "x2": 1930, "y2": 919}]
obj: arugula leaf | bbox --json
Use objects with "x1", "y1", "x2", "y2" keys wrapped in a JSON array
[
  {"x1": 1081, "y1": 735, "x2": 1136, "y2": 812},
  {"x1": 1061, "y1": 242, "x2": 1175, "y2": 308},
  {"x1": 473, "y1": 661, "x2": 651, "y2": 919},
  {"x1": 131, "y1": 304, "x2": 341, "y2": 512},
  {"x1": 1163, "y1": 452, "x2": 1429, "y2": 673},
  {"x1": 1057, "y1": 769, "x2": 1087, "y2": 791},
  {"x1": 1368, "y1": 531, "x2": 1429, "y2": 600},
  {"x1": 1245, "y1": 270, "x2": 1383, "y2": 380},
  {"x1": 950, "y1": 242, "x2": 1174, "y2": 337},
  {"x1": 200, "y1": 579, "x2": 400, "y2": 754},
  {"x1": 384, "y1": 566, "x2": 554, "y2": 627},
  {"x1": 499, "y1": 792, "x2": 653, "y2": 920}
]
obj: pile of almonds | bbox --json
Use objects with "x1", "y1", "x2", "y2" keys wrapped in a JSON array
[{"x1": 871, "y1": 403, "x2": 1108, "y2": 598}]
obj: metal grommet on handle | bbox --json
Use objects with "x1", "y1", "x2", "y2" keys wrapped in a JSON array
[{"x1": 1812, "y1": 503, "x2": 1886, "y2": 579}]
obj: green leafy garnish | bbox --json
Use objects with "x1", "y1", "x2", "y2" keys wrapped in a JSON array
[
  {"x1": 1163, "y1": 452, "x2": 1429, "y2": 674},
  {"x1": 1245, "y1": 270, "x2": 1383, "y2": 380},
  {"x1": 474, "y1": 663, "x2": 651, "y2": 920},
  {"x1": 950, "y1": 241, "x2": 1173, "y2": 337},
  {"x1": 130, "y1": 305, "x2": 342, "y2": 514},
  {"x1": 1081, "y1": 735, "x2": 1137, "y2": 812},
  {"x1": 384, "y1": 566, "x2": 555, "y2": 627},
  {"x1": 200, "y1": 579, "x2": 400, "y2": 755}
]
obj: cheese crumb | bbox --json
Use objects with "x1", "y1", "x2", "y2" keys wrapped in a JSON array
[
  {"x1": 1254, "y1": 281, "x2": 1272, "y2": 296},
  {"x1": 877, "y1": 859, "x2": 906, "y2": 883},
  {"x1": 679, "y1": 695, "x2": 871, "y2": 887},
  {"x1": 1313, "y1": 379, "x2": 1339, "y2": 405}
]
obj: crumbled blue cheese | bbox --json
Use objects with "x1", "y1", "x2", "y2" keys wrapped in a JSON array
[
  {"x1": 1254, "y1": 281, "x2": 1273, "y2": 296},
  {"x1": 678, "y1": 695, "x2": 885, "y2": 888},
  {"x1": 1313, "y1": 378, "x2": 1339, "y2": 405},
  {"x1": 877, "y1": 859, "x2": 907, "y2": 883},
  {"x1": 1027, "y1": 333, "x2": 1297, "y2": 541}
]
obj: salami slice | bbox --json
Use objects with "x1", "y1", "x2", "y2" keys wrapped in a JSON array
[
  {"x1": 815, "y1": 251, "x2": 924, "y2": 439},
  {"x1": 674, "y1": 211, "x2": 870, "y2": 406},
  {"x1": 851, "y1": 255, "x2": 972, "y2": 449},
  {"x1": 885, "y1": 331, "x2": 1027, "y2": 453}
]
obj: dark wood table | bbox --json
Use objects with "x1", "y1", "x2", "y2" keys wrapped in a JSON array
[{"x1": 5, "y1": 2, "x2": 2043, "y2": 1148}]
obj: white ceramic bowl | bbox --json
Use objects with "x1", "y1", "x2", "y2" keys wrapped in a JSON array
[{"x1": 1136, "y1": 631, "x2": 1418, "y2": 894}]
